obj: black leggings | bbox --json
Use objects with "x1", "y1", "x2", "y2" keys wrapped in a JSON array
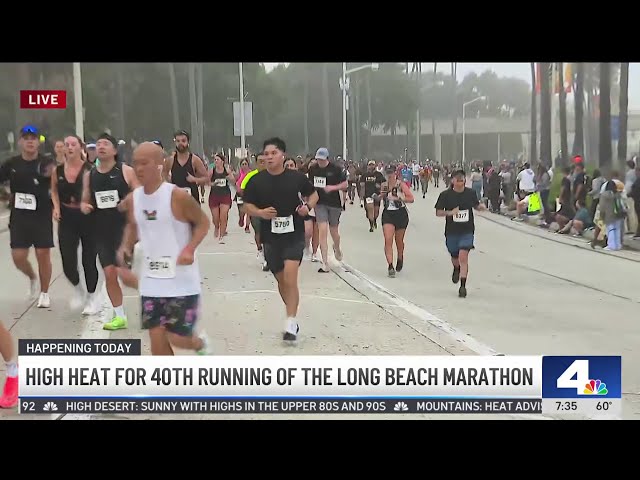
[{"x1": 58, "y1": 206, "x2": 99, "y2": 293}]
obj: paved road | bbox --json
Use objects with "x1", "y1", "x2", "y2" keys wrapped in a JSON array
[{"x1": 1, "y1": 183, "x2": 638, "y2": 420}]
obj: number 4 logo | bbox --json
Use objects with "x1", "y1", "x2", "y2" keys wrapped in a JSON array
[{"x1": 556, "y1": 360, "x2": 590, "y2": 394}]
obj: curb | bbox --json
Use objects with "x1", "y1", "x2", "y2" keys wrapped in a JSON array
[{"x1": 499, "y1": 208, "x2": 640, "y2": 252}]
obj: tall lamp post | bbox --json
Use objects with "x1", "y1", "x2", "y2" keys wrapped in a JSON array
[
  {"x1": 341, "y1": 63, "x2": 379, "y2": 161},
  {"x1": 462, "y1": 95, "x2": 487, "y2": 168}
]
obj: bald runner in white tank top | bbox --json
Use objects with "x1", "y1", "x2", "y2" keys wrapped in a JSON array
[{"x1": 133, "y1": 182, "x2": 201, "y2": 297}]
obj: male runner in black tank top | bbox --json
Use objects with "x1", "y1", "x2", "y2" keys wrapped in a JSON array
[
  {"x1": 162, "y1": 130, "x2": 208, "y2": 203},
  {"x1": 81, "y1": 133, "x2": 139, "y2": 331}
]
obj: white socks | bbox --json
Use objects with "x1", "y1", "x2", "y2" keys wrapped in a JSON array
[{"x1": 6, "y1": 362, "x2": 18, "y2": 378}]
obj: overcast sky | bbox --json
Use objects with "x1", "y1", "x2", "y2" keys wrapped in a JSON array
[{"x1": 263, "y1": 63, "x2": 640, "y2": 109}]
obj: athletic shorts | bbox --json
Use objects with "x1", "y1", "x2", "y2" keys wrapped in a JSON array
[
  {"x1": 95, "y1": 223, "x2": 125, "y2": 268},
  {"x1": 314, "y1": 204, "x2": 342, "y2": 226},
  {"x1": 382, "y1": 208, "x2": 409, "y2": 230},
  {"x1": 9, "y1": 213, "x2": 54, "y2": 249},
  {"x1": 209, "y1": 193, "x2": 232, "y2": 208},
  {"x1": 140, "y1": 294, "x2": 200, "y2": 337},
  {"x1": 445, "y1": 233, "x2": 475, "y2": 258},
  {"x1": 263, "y1": 239, "x2": 305, "y2": 275}
]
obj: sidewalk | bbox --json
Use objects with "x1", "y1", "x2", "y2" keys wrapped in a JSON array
[{"x1": 497, "y1": 206, "x2": 640, "y2": 252}]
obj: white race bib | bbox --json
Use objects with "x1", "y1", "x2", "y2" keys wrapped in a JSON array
[
  {"x1": 145, "y1": 256, "x2": 176, "y2": 279},
  {"x1": 314, "y1": 176, "x2": 327, "y2": 188},
  {"x1": 95, "y1": 190, "x2": 119, "y2": 209},
  {"x1": 214, "y1": 178, "x2": 227, "y2": 188},
  {"x1": 14, "y1": 193, "x2": 36, "y2": 210},
  {"x1": 365, "y1": 197, "x2": 374, "y2": 204},
  {"x1": 271, "y1": 215, "x2": 294, "y2": 234},
  {"x1": 453, "y1": 209, "x2": 469, "y2": 223},
  {"x1": 236, "y1": 197, "x2": 244, "y2": 205}
]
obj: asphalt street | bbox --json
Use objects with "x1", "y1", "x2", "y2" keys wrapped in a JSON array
[{"x1": 1, "y1": 182, "x2": 638, "y2": 420}]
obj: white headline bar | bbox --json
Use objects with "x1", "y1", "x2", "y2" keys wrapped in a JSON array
[{"x1": 19, "y1": 355, "x2": 542, "y2": 397}]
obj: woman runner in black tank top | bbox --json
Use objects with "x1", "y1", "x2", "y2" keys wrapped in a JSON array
[
  {"x1": 207, "y1": 153, "x2": 235, "y2": 243},
  {"x1": 170, "y1": 152, "x2": 200, "y2": 203},
  {"x1": 50, "y1": 135, "x2": 99, "y2": 313}
]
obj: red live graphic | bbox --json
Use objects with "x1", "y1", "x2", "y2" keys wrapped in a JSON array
[{"x1": 20, "y1": 90, "x2": 67, "y2": 109}]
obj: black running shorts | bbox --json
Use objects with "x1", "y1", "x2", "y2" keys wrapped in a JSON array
[
  {"x1": 381, "y1": 208, "x2": 409, "y2": 230},
  {"x1": 95, "y1": 223, "x2": 125, "y2": 268},
  {"x1": 9, "y1": 213, "x2": 54, "y2": 249},
  {"x1": 263, "y1": 239, "x2": 305, "y2": 275}
]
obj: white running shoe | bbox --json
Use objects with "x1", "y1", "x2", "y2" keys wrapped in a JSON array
[
  {"x1": 257, "y1": 250, "x2": 265, "y2": 264},
  {"x1": 196, "y1": 331, "x2": 212, "y2": 355},
  {"x1": 311, "y1": 253, "x2": 319, "y2": 263},
  {"x1": 82, "y1": 293, "x2": 101, "y2": 316},
  {"x1": 69, "y1": 284, "x2": 86, "y2": 310},
  {"x1": 37, "y1": 292, "x2": 50, "y2": 308},
  {"x1": 29, "y1": 278, "x2": 39, "y2": 300}
]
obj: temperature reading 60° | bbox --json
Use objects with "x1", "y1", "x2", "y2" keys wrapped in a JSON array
[{"x1": 596, "y1": 401, "x2": 612, "y2": 411}]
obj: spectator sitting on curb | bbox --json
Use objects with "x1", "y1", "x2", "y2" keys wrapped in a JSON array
[{"x1": 557, "y1": 199, "x2": 592, "y2": 236}]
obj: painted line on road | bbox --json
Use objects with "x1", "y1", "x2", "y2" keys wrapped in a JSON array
[
  {"x1": 335, "y1": 261, "x2": 500, "y2": 356},
  {"x1": 198, "y1": 252, "x2": 254, "y2": 256},
  {"x1": 123, "y1": 290, "x2": 396, "y2": 307}
]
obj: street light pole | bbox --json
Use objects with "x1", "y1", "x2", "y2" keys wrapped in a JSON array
[
  {"x1": 462, "y1": 96, "x2": 486, "y2": 169},
  {"x1": 239, "y1": 62, "x2": 246, "y2": 158},
  {"x1": 73, "y1": 63, "x2": 84, "y2": 140},
  {"x1": 342, "y1": 62, "x2": 348, "y2": 161}
]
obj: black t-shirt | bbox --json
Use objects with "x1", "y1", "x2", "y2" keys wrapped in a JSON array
[
  {"x1": 242, "y1": 169, "x2": 315, "y2": 245},
  {"x1": 434, "y1": 187, "x2": 479, "y2": 236},
  {"x1": 363, "y1": 170, "x2": 386, "y2": 198},
  {"x1": 572, "y1": 172, "x2": 586, "y2": 203},
  {"x1": 0, "y1": 154, "x2": 55, "y2": 216},
  {"x1": 308, "y1": 162, "x2": 346, "y2": 208}
]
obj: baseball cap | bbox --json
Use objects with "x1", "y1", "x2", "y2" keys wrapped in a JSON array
[
  {"x1": 97, "y1": 132, "x2": 118, "y2": 149},
  {"x1": 368, "y1": 160, "x2": 375, "y2": 166},
  {"x1": 20, "y1": 125, "x2": 39, "y2": 137},
  {"x1": 86, "y1": 143, "x2": 96, "y2": 149},
  {"x1": 315, "y1": 147, "x2": 329, "y2": 160}
]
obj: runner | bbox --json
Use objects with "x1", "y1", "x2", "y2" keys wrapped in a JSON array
[
  {"x1": 363, "y1": 160, "x2": 386, "y2": 232},
  {"x1": 189, "y1": 153, "x2": 234, "y2": 244},
  {"x1": 346, "y1": 162, "x2": 357, "y2": 205},
  {"x1": 0, "y1": 125, "x2": 56, "y2": 307},
  {"x1": 235, "y1": 158, "x2": 251, "y2": 233},
  {"x1": 0, "y1": 320, "x2": 17, "y2": 408},
  {"x1": 162, "y1": 130, "x2": 208, "y2": 204},
  {"x1": 118, "y1": 142, "x2": 211, "y2": 356},
  {"x1": 54, "y1": 139, "x2": 65, "y2": 166},
  {"x1": 50, "y1": 135, "x2": 100, "y2": 314},
  {"x1": 434, "y1": 169, "x2": 486, "y2": 298},
  {"x1": 412, "y1": 161, "x2": 421, "y2": 191},
  {"x1": 238, "y1": 152, "x2": 268, "y2": 271},
  {"x1": 419, "y1": 164, "x2": 429, "y2": 198},
  {"x1": 379, "y1": 164, "x2": 414, "y2": 277},
  {"x1": 308, "y1": 147, "x2": 348, "y2": 273},
  {"x1": 81, "y1": 133, "x2": 139, "y2": 329},
  {"x1": 243, "y1": 137, "x2": 318, "y2": 341}
]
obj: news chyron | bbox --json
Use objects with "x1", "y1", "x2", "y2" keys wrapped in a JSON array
[{"x1": 17, "y1": 340, "x2": 622, "y2": 418}]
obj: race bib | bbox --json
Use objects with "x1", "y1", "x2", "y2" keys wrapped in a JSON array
[
  {"x1": 214, "y1": 178, "x2": 227, "y2": 188},
  {"x1": 95, "y1": 190, "x2": 119, "y2": 209},
  {"x1": 453, "y1": 209, "x2": 469, "y2": 223},
  {"x1": 145, "y1": 256, "x2": 176, "y2": 279},
  {"x1": 365, "y1": 197, "x2": 374, "y2": 204},
  {"x1": 271, "y1": 215, "x2": 294, "y2": 234},
  {"x1": 14, "y1": 193, "x2": 36, "y2": 210},
  {"x1": 314, "y1": 176, "x2": 327, "y2": 188},
  {"x1": 236, "y1": 197, "x2": 244, "y2": 205}
]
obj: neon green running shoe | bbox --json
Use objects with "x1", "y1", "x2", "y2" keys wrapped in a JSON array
[{"x1": 103, "y1": 316, "x2": 128, "y2": 330}]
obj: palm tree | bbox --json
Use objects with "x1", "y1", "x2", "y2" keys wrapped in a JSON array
[
  {"x1": 572, "y1": 63, "x2": 584, "y2": 156},
  {"x1": 432, "y1": 62, "x2": 437, "y2": 160},
  {"x1": 539, "y1": 63, "x2": 552, "y2": 166},
  {"x1": 558, "y1": 62, "x2": 568, "y2": 167},
  {"x1": 618, "y1": 62, "x2": 629, "y2": 164},
  {"x1": 599, "y1": 63, "x2": 612, "y2": 169},
  {"x1": 451, "y1": 62, "x2": 457, "y2": 164},
  {"x1": 530, "y1": 63, "x2": 537, "y2": 163},
  {"x1": 167, "y1": 63, "x2": 180, "y2": 132}
]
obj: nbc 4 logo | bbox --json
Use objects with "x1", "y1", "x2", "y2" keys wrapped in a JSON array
[
  {"x1": 394, "y1": 401, "x2": 409, "y2": 412},
  {"x1": 557, "y1": 360, "x2": 608, "y2": 396},
  {"x1": 43, "y1": 401, "x2": 58, "y2": 411}
]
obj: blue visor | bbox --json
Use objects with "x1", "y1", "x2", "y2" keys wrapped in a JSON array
[{"x1": 20, "y1": 125, "x2": 39, "y2": 136}]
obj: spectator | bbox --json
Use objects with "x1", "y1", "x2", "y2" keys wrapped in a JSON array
[
  {"x1": 470, "y1": 168, "x2": 483, "y2": 201},
  {"x1": 599, "y1": 173, "x2": 626, "y2": 251},
  {"x1": 555, "y1": 166, "x2": 575, "y2": 230},
  {"x1": 572, "y1": 162, "x2": 587, "y2": 207},
  {"x1": 516, "y1": 162, "x2": 536, "y2": 200},
  {"x1": 588, "y1": 169, "x2": 605, "y2": 221},
  {"x1": 630, "y1": 165, "x2": 640, "y2": 239},
  {"x1": 557, "y1": 199, "x2": 592, "y2": 236},
  {"x1": 624, "y1": 159, "x2": 637, "y2": 235},
  {"x1": 536, "y1": 164, "x2": 552, "y2": 224}
]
